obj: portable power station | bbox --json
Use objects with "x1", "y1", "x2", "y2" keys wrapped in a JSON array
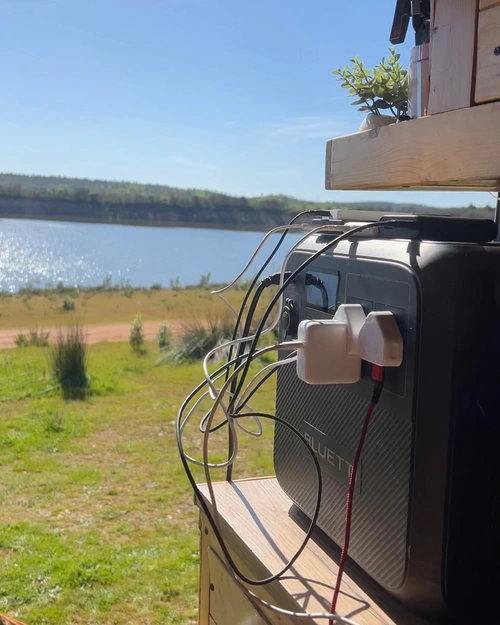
[{"x1": 274, "y1": 223, "x2": 500, "y2": 619}]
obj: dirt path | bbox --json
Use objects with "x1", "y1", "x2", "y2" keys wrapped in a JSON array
[{"x1": 0, "y1": 321, "x2": 184, "y2": 350}]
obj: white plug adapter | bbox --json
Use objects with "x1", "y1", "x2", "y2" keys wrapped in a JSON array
[
  {"x1": 357, "y1": 311, "x2": 403, "y2": 367},
  {"x1": 296, "y1": 303, "x2": 365, "y2": 385},
  {"x1": 332, "y1": 304, "x2": 366, "y2": 355}
]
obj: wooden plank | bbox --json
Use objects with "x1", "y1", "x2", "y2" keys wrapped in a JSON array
[
  {"x1": 197, "y1": 479, "x2": 432, "y2": 625},
  {"x1": 475, "y1": 4, "x2": 500, "y2": 103},
  {"x1": 208, "y1": 548, "x2": 273, "y2": 625},
  {"x1": 480, "y1": 0, "x2": 500, "y2": 10},
  {"x1": 325, "y1": 101, "x2": 500, "y2": 191},
  {"x1": 428, "y1": 0, "x2": 478, "y2": 114},
  {"x1": 199, "y1": 520, "x2": 211, "y2": 625},
  {"x1": 200, "y1": 511, "x2": 300, "y2": 625}
]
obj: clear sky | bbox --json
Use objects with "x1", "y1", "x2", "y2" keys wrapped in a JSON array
[{"x1": 0, "y1": 0, "x2": 495, "y2": 209}]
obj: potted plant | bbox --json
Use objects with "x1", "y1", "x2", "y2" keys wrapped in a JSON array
[{"x1": 333, "y1": 47, "x2": 409, "y2": 131}]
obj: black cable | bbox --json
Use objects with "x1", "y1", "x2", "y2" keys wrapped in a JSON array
[
  {"x1": 229, "y1": 220, "x2": 401, "y2": 410},
  {"x1": 305, "y1": 274, "x2": 329, "y2": 312},
  {"x1": 176, "y1": 403, "x2": 322, "y2": 586},
  {"x1": 225, "y1": 209, "x2": 330, "y2": 380},
  {"x1": 240, "y1": 272, "x2": 290, "y2": 344},
  {"x1": 199, "y1": 350, "x2": 296, "y2": 435},
  {"x1": 224, "y1": 209, "x2": 330, "y2": 480},
  {"x1": 230, "y1": 270, "x2": 291, "y2": 402}
]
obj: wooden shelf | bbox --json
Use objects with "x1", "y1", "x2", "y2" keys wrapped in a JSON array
[
  {"x1": 197, "y1": 478, "x2": 434, "y2": 625},
  {"x1": 325, "y1": 102, "x2": 500, "y2": 191}
]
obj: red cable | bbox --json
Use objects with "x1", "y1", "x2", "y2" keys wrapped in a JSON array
[{"x1": 328, "y1": 367, "x2": 384, "y2": 624}]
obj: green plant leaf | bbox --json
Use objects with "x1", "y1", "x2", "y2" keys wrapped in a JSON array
[
  {"x1": 373, "y1": 99, "x2": 391, "y2": 109},
  {"x1": 332, "y1": 46, "x2": 408, "y2": 119}
]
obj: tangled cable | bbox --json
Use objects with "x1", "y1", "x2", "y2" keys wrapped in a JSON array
[{"x1": 177, "y1": 217, "x2": 392, "y2": 621}]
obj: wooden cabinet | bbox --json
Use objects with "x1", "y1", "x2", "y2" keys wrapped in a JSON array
[
  {"x1": 208, "y1": 548, "x2": 271, "y2": 625},
  {"x1": 475, "y1": 4, "x2": 500, "y2": 103},
  {"x1": 196, "y1": 478, "x2": 430, "y2": 625}
]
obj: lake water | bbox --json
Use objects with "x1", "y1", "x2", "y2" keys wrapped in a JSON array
[{"x1": 0, "y1": 218, "x2": 302, "y2": 292}]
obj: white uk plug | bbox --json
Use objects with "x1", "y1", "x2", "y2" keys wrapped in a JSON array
[
  {"x1": 357, "y1": 311, "x2": 403, "y2": 367},
  {"x1": 296, "y1": 317, "x2": 362, "y2": 385},
  {"x1": 295, "y1": 305, "x2": 403, "y2": 386},
  {"x1": 333, "y1": 304, "x2": 366, "y2": 355}
]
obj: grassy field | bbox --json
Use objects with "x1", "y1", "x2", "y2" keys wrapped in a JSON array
[
  {"x1": 0, "y1": 341, "x2": 276, "y2": 624},
  {"x1": 0, "y1": 286, "x2": 253, "y2": 331}
]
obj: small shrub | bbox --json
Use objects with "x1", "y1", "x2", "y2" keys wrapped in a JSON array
[
  {"x1": 129, "y1": 315, "x2": 145, "y2": 353},
  {"x1": 15, "y1": 328, "x2": 50, "y2": 348},
  {"x1": 102, "y1": 275, "x2": 113, "y2": 291},
  {"x1": 163, "y1": 313, "x2": 234, "y2": 364},
  {"x1": 50, "y1": 324, "x2": 89, "y2": 400},
  {"x1": 14, "y1": 333, "x2": 29, "y2": 347},
  {"x1": 169, "y1": 276, "x2": 181, "y2": 290},
  {"x1": 61, "y1": 298, "x2": 75, "y2": 311},
  {"x1": 120, "y1": 279, "x2": 134, "y2": 298},
  {"x1": 150, "y1": 283, "x2": 162, "y2": 291},
  {"x1": 157, "y1": 321, "x2": 172, "y2": 350},
  {"x1": 198, "y1": 272, "x2": 211, "y2": 288},
  {"x1": 43, "y1": 412, "x2": 64, "y2": 433}
]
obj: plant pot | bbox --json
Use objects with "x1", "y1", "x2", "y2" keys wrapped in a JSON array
[{"x1": 358, "y1": 113, "x2": 396, "y2": 132}]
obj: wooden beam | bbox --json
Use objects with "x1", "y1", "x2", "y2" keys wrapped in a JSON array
[
  {"x1": 480, "y1": 0, "x2": 500, "y2": 10},
  {"x1": 475, "y1": 4, "x2": 500, "y2": 103},
  {"x1": 428, "y1": 0, "x2": 478, "y2": 114},
  {"x1": 325, "y1": 102, "x2": 500, "y2": 191}
]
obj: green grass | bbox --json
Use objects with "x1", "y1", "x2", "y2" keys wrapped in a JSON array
[
  {"x1": 0, "y1": 287, "x2": 258, "y2": 331},
  {"x1": 0, "y1": 342, "x2": 276, "y2": 624}
]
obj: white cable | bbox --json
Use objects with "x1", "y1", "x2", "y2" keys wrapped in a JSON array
[
  {"x1": 179, "y1": 389, "x2": 239, "y2": 469},
  {"x1": 179, "y1": 342, "x2": 301, "y2": 470},
  {"x1": 178, "y1": 352, "x2": 362, "y2": 624},
  {"x1": 232, "y1": 576, "x2": 362, "y2": 624},
  {"x1": 202, "y1": 342, "x2": 302, "y2": 527},
  {"x1": 234, "y1": 354, "x2": 297, "y2": 414},
  {"x1": 210, "y1": 223, "x2": 316, "y2": 297},
  {"x1": 203, "y1": 334, "x2": 257, "y2": 400},
  {"x1": 207, "y1": 223, "x2": 341, "y2": 391},
  {"x1": 177, "y1": 221, "x2": 378, "y2": 625},
  {"x1": 212, "y1": 223, "x2": 343, "y2": 339},
  {"x1": 198, "y1": 391, "x2": 261, "y2": 436},
  {"x1": 261, "y1": 224, "x2": 342, "y2": 338}
]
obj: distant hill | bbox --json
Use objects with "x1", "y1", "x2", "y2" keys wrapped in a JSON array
[{"x1": 0, "y1": 173, "x2": 493, "y2": 230}]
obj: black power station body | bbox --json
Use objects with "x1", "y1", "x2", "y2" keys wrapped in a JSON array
[{"x1": 274, "y1": 232, "x2": 500, "y2": 620}]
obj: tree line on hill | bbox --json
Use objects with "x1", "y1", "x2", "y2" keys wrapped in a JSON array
[{"x1": 0, "y1": 173, "x2": 494, "y2": 230}]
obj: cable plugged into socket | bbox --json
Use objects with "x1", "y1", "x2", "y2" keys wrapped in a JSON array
[
  {"x1": 358, "y1": 311, "x2": 403, "y2": 367},
  {"x1": 297, "y1": 304, "x2": 365, "y2": 384},
  {"x1": 296, "y1": 305, "x2": 403, "y2": 385}
]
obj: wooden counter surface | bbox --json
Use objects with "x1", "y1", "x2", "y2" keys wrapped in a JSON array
[{"x1": 197, "y1": 477, "x2": 434, "y2": 625}]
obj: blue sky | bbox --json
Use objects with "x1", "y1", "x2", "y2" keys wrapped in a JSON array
[{"x1": 0, "y1": 0, "x2": 494, "y2": 209}]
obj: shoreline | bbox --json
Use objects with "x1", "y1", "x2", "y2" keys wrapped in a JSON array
[{"x1": 0, "y1": 213, "x2": 275, "y2": 233}]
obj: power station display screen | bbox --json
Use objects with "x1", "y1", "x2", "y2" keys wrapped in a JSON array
[{"x1": 305, "y1": 270, "x2": 339, "y2": 313}]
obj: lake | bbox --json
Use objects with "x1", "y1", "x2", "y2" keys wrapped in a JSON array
[{"x1": 0, "y1": 218, "x2": 302, "y2": 292}]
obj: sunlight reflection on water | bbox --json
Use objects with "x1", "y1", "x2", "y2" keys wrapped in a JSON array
[{"x1": 0, "y1": 218, "x2": 301, "y2": 292}]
